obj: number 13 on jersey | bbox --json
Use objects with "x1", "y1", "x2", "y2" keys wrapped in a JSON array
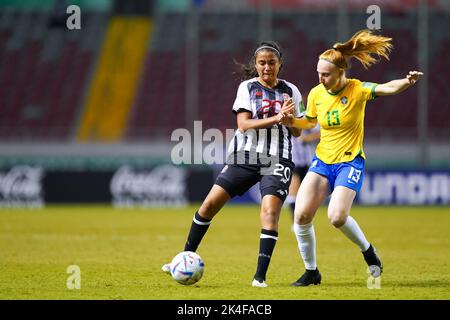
[{"x1": 327, "y1": 110, "x2": 341, "y2": 126}]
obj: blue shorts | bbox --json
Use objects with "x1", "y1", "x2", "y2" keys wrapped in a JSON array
[{"x1": 308, "y1": 155, "x2": 365, "y2": 193}]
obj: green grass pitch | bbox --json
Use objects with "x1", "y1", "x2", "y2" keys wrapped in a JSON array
[{"x1": 0, "y1": 205, "x2": 449, "y2": 300}]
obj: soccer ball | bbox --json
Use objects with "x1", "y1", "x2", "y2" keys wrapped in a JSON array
[{"x1": 170, "y1": 251, "x2": 204, "y2": 285}]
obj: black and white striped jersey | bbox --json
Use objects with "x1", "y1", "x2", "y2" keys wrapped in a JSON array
[{"x1": 227, "y1": 78, "x2": 304, "y2": 165}]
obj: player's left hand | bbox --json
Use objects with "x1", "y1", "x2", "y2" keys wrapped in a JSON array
[
  {"x1": 406, "y1": 71, "x2": 423, "y2": 85},
  {"x1": 280, "y1": 98, "x2": 295, "y2": 116}
]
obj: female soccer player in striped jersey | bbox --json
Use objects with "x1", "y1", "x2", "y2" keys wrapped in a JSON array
[
  {"x1": 163, "y1": 41, "x2": 305, "y2": 287},
  {"x1": 282, "y1": 29, "x2": 423, "y2": 286}
]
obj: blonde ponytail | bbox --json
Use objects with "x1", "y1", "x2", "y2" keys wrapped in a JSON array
[{"x1": 320, "y1": 29, "x2": 393, "y2": 69}]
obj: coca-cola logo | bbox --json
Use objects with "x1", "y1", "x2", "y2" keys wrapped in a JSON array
[
  {"x1": 110, "y1": 165, "x2": 187, "y2": 207},
  {"x1": 0, "y1": 166, "x2": 44, "y2": 207}
]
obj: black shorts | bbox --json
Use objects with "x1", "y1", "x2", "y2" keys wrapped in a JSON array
[
  {"x1": 293, "y1": 165, "x2": 309, "y2": 181},
  {"x1": 215, "y1": 159, "x2": 294, "y2": 202}
]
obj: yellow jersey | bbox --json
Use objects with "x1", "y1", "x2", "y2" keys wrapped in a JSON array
[{"x1": 306, "y1": 79, "x2": 378, "y2": 164}]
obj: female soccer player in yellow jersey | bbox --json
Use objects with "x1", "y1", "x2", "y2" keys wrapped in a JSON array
[{"x1": 281, "y1": 29, "x2": 423, "y2": 286}]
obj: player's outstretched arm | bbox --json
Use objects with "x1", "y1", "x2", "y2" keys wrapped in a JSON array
[
  {"x1": 280, "y1": 115, "x2": 317, "y2": 130},
  {"x1": 375, "y1": 71, "x2": 423, "y2": 96}
]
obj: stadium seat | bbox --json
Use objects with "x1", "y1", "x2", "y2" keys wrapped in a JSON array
[{"x1": 0, "y1": 10, "x2": 103, "y2": 141}]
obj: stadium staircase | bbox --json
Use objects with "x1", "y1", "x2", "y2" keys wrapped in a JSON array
[{"x1": 77, "y1": 16, "x2": 152, "y2": 142}]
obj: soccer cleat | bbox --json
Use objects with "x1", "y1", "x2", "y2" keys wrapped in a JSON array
[
  {"x1": 363, "y1": 244, "x2": 383, "y2": 277},
  {"x1": 291, "y1": 268, "x2": 322, "y2": 286},
  {"x1": 161, "y1": 263, "x2": 171, "y2": 274},
  {"x1": 252, "y1": 278, "x2": 268, "y2": 288}
]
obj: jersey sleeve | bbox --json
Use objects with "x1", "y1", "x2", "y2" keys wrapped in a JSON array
[
  {"x1": 232, "y1": 81, "x2": 252, "y2": 114},
  {"x1": 305, "y1": 90, "x2": 318, "y2": 119},
  {"x1": 360, "y1": 81, "x2": 379, "y2": 101}
]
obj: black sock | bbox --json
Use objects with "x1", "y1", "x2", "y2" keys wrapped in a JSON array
[
  {"x1": 362, "y1": 244, "x2": 379, "y2": 266},
  {"x1": 184, "y1": 212, "x2": 212, "y2": 252},
  {"x1": 254, "y1": 229, "x2": 278, "y2": 281}
]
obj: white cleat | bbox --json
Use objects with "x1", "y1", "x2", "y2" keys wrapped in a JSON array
[
  {"x1": 161, "y1": 263, "x2": 171, "y2": 274},
  {"x1": 252, "y1": 279, "x2": 268, "y2": 288}
]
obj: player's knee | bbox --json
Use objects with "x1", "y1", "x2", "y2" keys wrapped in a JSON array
[
  {"x1": 295, "y1": 213, "x2": 312, "y2": 225},
  {"x1": 294, "y1": 208, "x2": 314, "y2": 224},
  {"x1": 328, "y1": 211, "x2": 347, "y2": 228},
  {"x1": 260, "y1": 208, "x2": 279, "y2": 227}
]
